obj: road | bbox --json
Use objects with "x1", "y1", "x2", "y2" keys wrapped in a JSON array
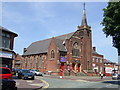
[
  {"x1": 36, "y1": 76, "x2": 120, "y2": 89},
  {"x1": 13, "y1": 76, "x2": 43, "y2": 90},
  {"x1": 13, "y1": 75, "x2": 120, "y2": 90}
]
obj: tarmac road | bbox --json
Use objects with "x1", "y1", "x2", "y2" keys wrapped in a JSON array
[
  {"x1": 12, "y1": 76, "x2": 43, "y2": 90},
  {"x1": 36, "y1": 75, "x2": 120, "y2": 89}
]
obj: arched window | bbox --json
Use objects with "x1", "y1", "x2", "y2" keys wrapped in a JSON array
[
  {"x1": 39, "y1": 55, "x2": 42, "y2": 68},
  {"x1": 72, "y1": 42, "x2": 79, "y2": 57},
  {"x1": 51, "y1": 50, "x2": 55, "y2": 59},
  {"x1": 27, "y1": 57, "x2": 30, "y2": 69},
  {"x1": 33, "y1": 56, "x2": 36, "y2": 68}
]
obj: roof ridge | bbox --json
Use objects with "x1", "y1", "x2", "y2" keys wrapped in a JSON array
[
  {"x1": 55, "y1": 32, "x2": 75, "y2": 38},
  {"x1": 32, "y1": 32, "x2": 75, "y2": 44},
  {"x1": 32, "y1": 38, "x2": 52, "y2": 44},
  {"x1": 54, "y1": 37, "x2": 64, "y2": 41}
]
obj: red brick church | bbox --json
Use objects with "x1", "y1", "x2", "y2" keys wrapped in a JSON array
[{"x1": 21, "y1": 4, "x2": 105, "y2": 76}]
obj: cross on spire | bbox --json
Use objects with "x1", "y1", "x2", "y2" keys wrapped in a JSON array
[{"x1": 83, "y1": 2, "x2": 85, "y2": 10}]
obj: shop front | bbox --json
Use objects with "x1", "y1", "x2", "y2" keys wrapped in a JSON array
[{"x1": 0, "y1": 49, "x2": 15, "y2": 69}]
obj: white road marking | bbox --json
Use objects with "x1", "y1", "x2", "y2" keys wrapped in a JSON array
[
  {"x1": 94, "y1": 84, "x2": 112, "y2": 90},
  {"x1": 16, "y1": 82, "x2": 20, "y2": 86},
  {"x1": 30, "y1": 83, "x2": 44, "y2": 86},
  {"x1": 26, "y1": 80, "x2": 33, "y2": 83},
  {"x1": 76, "y1": 80, "x2": 89, "y2": 82},
  {"x1": 105, "y1": 84, "x2": 112, "y2": 87}
]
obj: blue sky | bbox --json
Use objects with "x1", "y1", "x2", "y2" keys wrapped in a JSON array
[{"x1": 1, "y1": 2, "x2": 118, "y2": 63}]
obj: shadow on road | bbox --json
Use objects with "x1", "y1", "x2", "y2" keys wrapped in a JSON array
[
  {"x1": 102, "y1": 80, "x2": 120, "y2": 85},
  {"x1": 12, "y1": 75, "x2": 19, "y2": 80}
]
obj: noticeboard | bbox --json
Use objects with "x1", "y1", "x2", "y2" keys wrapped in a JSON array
[{"x1": 60, "y1": 57, "x2": 66, "y2": 62}]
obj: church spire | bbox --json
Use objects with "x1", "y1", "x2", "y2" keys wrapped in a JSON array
[{"x1": 81, "y1": 3, "x2": 87, "y2": 26}]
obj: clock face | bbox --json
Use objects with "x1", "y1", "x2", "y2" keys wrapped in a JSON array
[{"x1": 79, "y1": 30, "x2": 84, "y2": 36}]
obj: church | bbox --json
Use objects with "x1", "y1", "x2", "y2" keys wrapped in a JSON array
[{"x1": 21, "y1": 4, "x2": 105, "y2": 76}]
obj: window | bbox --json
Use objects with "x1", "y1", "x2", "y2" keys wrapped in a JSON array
[
  {"x1": 39, "y1": 56, "x2": 42, "y2": 68},
  {"x1": 92, "y1": 58, "x2": 95, "y2": 62},
  {"x1": 96, "y1": 58, "x2": 98, "y2": 62},
  {"x1": 23, "y1": 57, "x2": 27, "y2": 68},
  {"x1": 27, "y1": 57, "x2": 30, "y2": 69},
  {"x1": 72, "y1": 42, "x2": 80, "y2": 57},
  {"x1": 51, "y1": 50, "x2": 55, "y2": 59},
  {"x1": 100, "y1": 58, "x2": 102, "y2": 63},
  {"x1": 100, "y1": 67, "x2": 102, "y2": 72},
  {"x1": 25, "y1": 57, "x2": 27, "y2": 68},
  {"x1": 1, "y1": 32, "x2": 10, "y2": 49},
  {"x1": 33, "y1": 56, "x2": 36, "y2": 68},
  {"x1": 0, "y1": 68, "x2": 11, "y2": 74}
]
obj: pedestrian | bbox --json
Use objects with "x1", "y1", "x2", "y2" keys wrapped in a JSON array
[
  {"x1": 99, "y1": 72, "x2": 103, "y2": 79},
  {"x1": 101, "y1": 73, "x2": 103, "y2": 79},
  {"x1": 67, "y1": 65, "x2": 70, "y2": 76},
  {"x1": 59, "y1": 69, "x2": 63, "y2": 78}
]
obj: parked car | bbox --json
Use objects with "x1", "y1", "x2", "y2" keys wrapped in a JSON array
[
  {"x1": 12, "y1": 68, "x2": 21, "y2": 76},
  {"x1": 1, "y1": 79, "x2": 17, "y2": 90},
  {"x1": 12, "y1": 68, "x2": 16, "y2": 75},
  {"x1": 112, "y1": 73, "x2": 120, "y2": 80},
  {"x1": 30, "y1": 69, "x2": 43, "y2": 76},
  {"x1": 18, "y1": 69, "x2": 34, "y2": 80},
  {"x1": 0, "y1": 67, "x2": 12, "y2": 79}
]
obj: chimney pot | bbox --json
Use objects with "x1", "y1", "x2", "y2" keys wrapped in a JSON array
[
  {"x1": 93, "y1": 47, "x2": 96, "y2": 51},
  {"x1": 23, "y1": 48, "x2": 27, "y2": 53}
]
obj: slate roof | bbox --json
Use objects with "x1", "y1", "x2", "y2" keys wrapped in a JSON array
[
  {"x1": 56, "y1": 32, "x2": 74, "y2": 40},
  {"x1": 23, "y1": 31, "x2": 103, "y2": 56},
  {"x1": 54, "y1": 38, "x2": 67, "y2": 52},
  {"x1": 104, "y1": 59, "x2": 116, "y2": 64},
  {"x1": 23, "y1": 39, "x2": 51, "y2": 55},
  {"x1": 23, "y1": 32, "x2": 74, "y2": 55}
]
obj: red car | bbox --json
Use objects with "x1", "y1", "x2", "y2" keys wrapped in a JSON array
[{"x1": 0, "y1": 67, "x2": 12, "y2": 79}]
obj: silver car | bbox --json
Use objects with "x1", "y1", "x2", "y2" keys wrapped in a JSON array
[
  {"x1": 112, "y1": 73, "x2": 120, "y2": 80},
  {"x1": 30, "y1": 69, "x2": 43, "y2": 76}
]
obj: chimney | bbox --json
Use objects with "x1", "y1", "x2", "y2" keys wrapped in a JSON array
[
  {"x1": 23, "y1": 48, "x2": 27, "y2": 53},
  {"x1": 93, "y1": 47, "x2": 96, "y2": 51}
]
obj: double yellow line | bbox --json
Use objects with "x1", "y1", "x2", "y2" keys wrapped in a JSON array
[{"x1": 40, "y1": 79, "x2": 49, "y2": 88}]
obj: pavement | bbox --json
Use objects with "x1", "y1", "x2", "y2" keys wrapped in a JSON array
[{"x1": 43, "y1": 75, "x2": 112, "y2": 82}]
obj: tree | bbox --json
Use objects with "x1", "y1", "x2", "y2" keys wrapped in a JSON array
[{"x1": 101, "y1": 2, "x2": 120, "y2": 63}]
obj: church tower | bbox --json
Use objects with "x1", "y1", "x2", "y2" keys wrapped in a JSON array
[{"x1": 78, "y1": 3, "x2": 92, "y2": 71}]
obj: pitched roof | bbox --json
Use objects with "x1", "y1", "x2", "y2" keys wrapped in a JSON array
[
  {"x1": 0, "y1": 26, "x2": 18, "y2": 37},
  {"x1": 104, "y1": 59, "x2": 116, "y2": 64},
  {"x1": 54, "y1": 38, "x2": 67, "y2": 52},
  {"x1": 56, "y1": 32, "x2": 74, "y2": 40},
  {"x1": 23, "y1": 32, "x2": 74, "y2": 55},
  {"x1": 23, "y1": 39, "x2": 51, "y2": 55}
]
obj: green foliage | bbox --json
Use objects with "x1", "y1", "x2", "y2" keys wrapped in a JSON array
[{"x1": 101, "y1": 2, "x2": 120, "y2": 50}]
